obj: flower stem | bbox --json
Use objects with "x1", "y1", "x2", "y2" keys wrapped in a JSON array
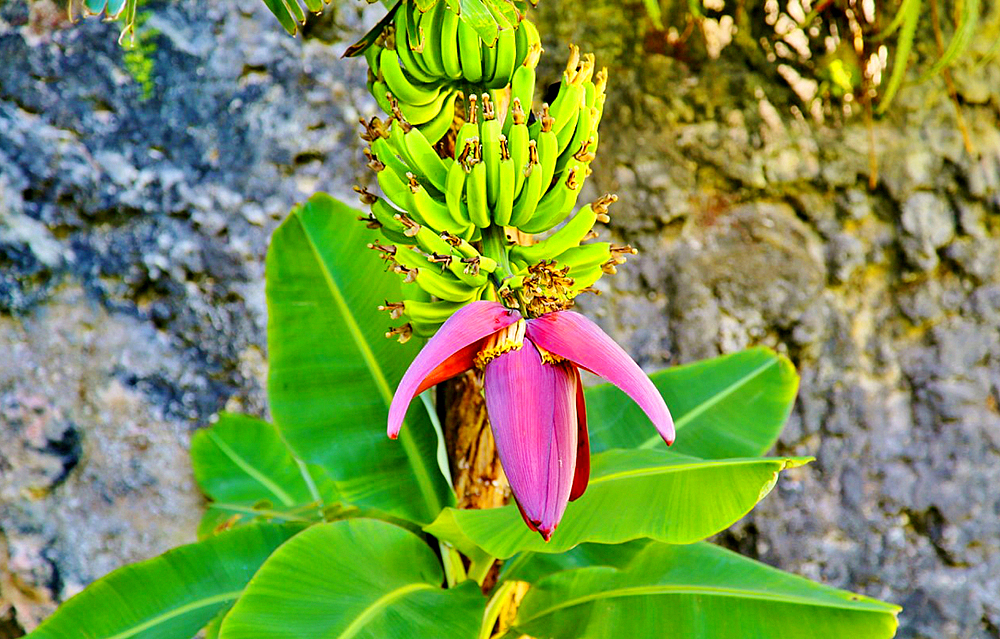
[
  {"x1": 481, "y1": 224, "x2": 514, "y2": 282},
  {"x1": 479, "y1": 580, "x2": 517, "y2": 639}
]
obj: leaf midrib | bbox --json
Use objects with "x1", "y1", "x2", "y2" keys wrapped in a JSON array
[
  {"x1": 589, "y1": 456, "x2": 810, "y2": 486},
  {"x1": 520, "y1": 584, "x2": 900, "y2": 624},
  {"x1": 334, "y1": 583, "x2": 436, "y2": 639},
  {"x1": 207, "y1": 430, "x2": 295, "y2": 507},
  {"x1": 103, "y1": 591, "x2": 241, "y2": 639},
  {"x1": 639, "y1": 356, "x2": 780, "y2": 449},
  {"x1": 298, "y1": 215, "x2": 442, "y2": 518}
]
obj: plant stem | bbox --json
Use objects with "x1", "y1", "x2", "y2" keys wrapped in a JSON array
[{"x1": 479, "y1": 580, "x2": 517, "y2": 639}]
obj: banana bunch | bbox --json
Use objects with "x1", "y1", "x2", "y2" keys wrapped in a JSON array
[
  {"x1": 364, "y1": 0, "x2": 542, "y2": 144},
  {"x1": 354, "y1": 4, "x2": 627, "y2": 336}
]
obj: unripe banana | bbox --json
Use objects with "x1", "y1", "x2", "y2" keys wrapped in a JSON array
[
  {"x1": 553, "y1": 242, "x2": 613, "y2": 271},
  {"x1": 401, "y1": 121, "x2": 448, "y2": 192},
  {"x1": 534, "y1": 107, "x2": 559, "y2": 191},
  {"x1": 400, "y1": 298, "x2": 471, "y2": 324},
  {"x1": 510, "y1": 194, "x2": 615, "y2": 264},
  {"x1": 380, "y1": 47, "x2": 441, "y2": 106},
  {"x1": 554, "y1": 104, "x2": 595, "y2": 176},
  {"x1": 520, "y1": 164, "x2": 586, "y2": 234},
  {"x1": 416, "y1": 89, "x2": 458, "y2": 143},
  {"x1": 392, "y1": 24, "x2": 435, "y2": 84},
  {"x1": 397, "y1": 2, "x2": 434, "y2": 79},
  {"x1": 409, "y1": 175, "x2": 457, "y2": 231},
  {"x1": 509, "y1": 140, "x2": 542, "y2": 228},
  {"x1": 361, "y1": 192, "x2": 414, "y2": 244},
  {"x1": 393, "y1": 248, "x2": 480, "y2": 302},
  {"x1": 494, "y1": 135, "x2": 515, "y2": 226},
  {"x1": 418, "y1": 1, "x2": 447, "y2": 78},
  {"x1": 507, "y1": 100, "x2": 530, "y2": 196},
  {"x1": 455, "y1": 94, "x2": 479, "y2": 153},
  {"x1": 439, "y1": 6, "x2": 462, "y2": 80},
  {"x1": 370, "y1": 79, "x2": 394, "y2": 115},
  {"x1": 486, "y1": 25, "x2": 517, "y2": 89},
  {"x1": 505, "y1": 55, "x2": 537, "y2": 136},
  {"x1": 567, "y1": 263, "x2": 604, "y2": 292},
  {"x1": 466, "y1": 142, "x2": 490, "y2": 228},
  {"x1": 376, "y1": 162, "x2": 415, "y2": 213},
  {"x1": 479, "y1": 94, "x2": 502, "y2": 208},
  {"x1": 514, "y1": 17, "x2": 541, "y2": 68},
  {"x1": 398, "y1": 87, "x2": 454, "y2": 126},
  {"x1": 457, "y1": 18, "x2": 484, "y2": 83},
  {"x1": 446, "y1": 139, "x2": 476, "y2": 228}
]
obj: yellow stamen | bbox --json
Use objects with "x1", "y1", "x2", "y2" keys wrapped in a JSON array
[{"x1": 474, "y1": 319, "x2": 526, "y2": 369}]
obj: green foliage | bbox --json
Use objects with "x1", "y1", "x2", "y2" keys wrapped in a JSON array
[
  {"x1": 218, "y1": 519, "x2": 486, "y2": 638},
  {"x1": 266, "y1": 193, "x2": 454, "y2": 524},
  {"x1": 191, "y1": 413, "x2": 337, "y2": 537},
  {"x1": 425, "y1": 452, "x2": 812, "y2": 558},
  {"x1": 121, "y1": 15, "x2": 159, "y2": 101},
  {"x1": 31, "y1": 191, "x2": 900, "y2": 637},
  {"x1": 510, "y1": 541, "x2": 901, "y2": 638},
  {"x1": 25, "y1": 524, "x2": 304, "y2": 639},
  {"x1": 585, "y1": 346, "x2": 798, "y2": 459}
]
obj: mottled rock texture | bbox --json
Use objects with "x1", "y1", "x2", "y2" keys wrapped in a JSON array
[{"x1": 1, "y1": 0, "x2": 999, "y2": 637}]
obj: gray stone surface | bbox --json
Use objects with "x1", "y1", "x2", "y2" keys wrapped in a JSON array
[{"x1": 1, "y1": 0, "x2": 999, "y2": 637}]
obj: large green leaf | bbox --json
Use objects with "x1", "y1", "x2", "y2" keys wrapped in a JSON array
[
  {"x1": 25, "y1": 523, "x2": 303, "y2": 639},
  {"x1": 218, "y1": 519, "x2": 485, "y2": 638},
  {"x1": 500, "y1": 540, "x2": 650, "y2": 584},
  {"x1": 266, "y1": 193, "x2": 453, "y2": 524},
  {"x1": 584, "y1": 347, "x2": 798, "y2": 459},
  {"x1": 426, "y1": 449, "x2": 811, "y2": 558},
  {"x1": 511, "y1": 541, "x2": 901, "y2": 639},
  {"x1": 191, "y1": 413, "x2": 338, "y2": 537}
]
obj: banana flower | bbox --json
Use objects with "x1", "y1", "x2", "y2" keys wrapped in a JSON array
[{"x1": 388, "y1": 301, "x2": 674, "y2": 540}]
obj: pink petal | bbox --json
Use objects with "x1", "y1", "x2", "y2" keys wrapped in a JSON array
[
  {"x1": 484, "y1": 341, "x2": 578, "y2": 540},
  {"x1": 388, "y1": 301, "x2": 520, "y2": 438},
  {"x1": 526, "y1": 311, "x2": 675, "y2": 445},
  {"x1": 415, "y1": 341, "x2": 480, "y2": 396},
  {"x1": 569, "y1": 365, "x2": 590, "y2": 502}
]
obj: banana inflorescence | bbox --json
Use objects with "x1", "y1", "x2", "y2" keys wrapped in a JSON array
[{"x1": 355, "y1": 0, "x2": 631, "y2": 339}]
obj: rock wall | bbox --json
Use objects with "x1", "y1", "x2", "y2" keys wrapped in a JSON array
[{"x1": 2, "y1": 0, "x2": 998, "y2": 637}]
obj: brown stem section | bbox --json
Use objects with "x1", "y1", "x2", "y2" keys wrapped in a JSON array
[{"x1": 439, "y1": 371, "x2": 510, "y2": 512}]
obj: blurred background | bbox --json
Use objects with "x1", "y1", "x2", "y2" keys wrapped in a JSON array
[{"x1": 1, "y1": 0, "x2": 998, "y2": 636}]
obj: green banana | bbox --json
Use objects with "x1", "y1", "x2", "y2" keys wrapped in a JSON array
[
  {"x1": 505, "y1": 55, "x2": 537, "y2": 136},
  {"x1": 509, "y1": 140, "x2": 542, "y2": 228},
  {"x1": 487, "y1": 25, "x2": 517, "y2": 89},
  {"x1": 362, "y1": 192, "x2": 415, "y2": 244},
  {"x1": 445, "y1": 140, "x2": 474, "y2": 228},
  {"x1": 507, "y1": 100, "x2": 530, "y2": 196},
  {"x1": 567, "y1": 263, "x2": 604, "y2": 292},
  {"x1": 554, "y1": 104, "x2": 594, "y2": 175},
  {"x1": 401, "y1": 298, "x2": 470, "y2": 324},
  {"x1": 439, "y1": 5, "x2": 462, "y2": 80},
  {"x1": 440, "y1": 231, "x2": 479, "y2": 259},
  {"x1": 418, "y1": 1, "x2": 447, "y2": 78},
  {"x1": 393, "y1": 248, "x2": 479, "y2": 302},
  {"x1": 409, "y1": 177, "x2": 457, "y2": 232},
  {"x1": 455, "y1": 94, "x2": 479, "y2": 151},
  {"x1": 400, "y1": 120, "x2": 448, "y2": 191},
  {"x1": 370, "y1": 79, "x2": 394, "y2": 115},
  {"x1": 380, "y1": 48, "x2": 441, "y2": 106},
  {"x1": 457, "y1": 18, "x2": 484, "y2": 83},
  {"x1": 392, "y1": 24, "x2": 435, "y2": 84},
  {"x1": 520, "y1": 165, "x2": 584, "y2": 234},
  {"x1": 553, "y1": 242, "x2": 613, "y2": 271},
  {"x1": 479, "y1": 94, "x2": 501, "y2": 208},
  {"x1": 397, "y1": 1, "x2": 434, "y2": 79},
  {"x1": 535, "y1": 108, "x2": 559, "y2": 191},
  {"x1": 510, "y1": 194, "x2": 615, "y2": 263},
  {"x1": 397, "y1": 87, "x2": 454, "y2": 125},
  {"x1": 416, "y1": 89, "x2": 458, "y2": 143},
  {"x1": 376, "y1": 162, "x2": 415, "y2": 213},
  {"x1": 494, "y1": 135, "x2": 515, "y2": 226},
  {"x1": 514, "y1": 18, "x2": 541, "y2": 68},
  {"x1": 466, "y1": 142, "x2": 490, "y2": 228}
]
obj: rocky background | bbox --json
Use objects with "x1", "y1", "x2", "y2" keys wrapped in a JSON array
[{"x1": 1, "y1": 0, "x2": 998, "y2": 636}]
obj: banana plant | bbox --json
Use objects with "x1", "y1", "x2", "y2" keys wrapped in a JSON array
[{"x1": 27, "y1": 2, "x2": 903, "y2": 638}]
